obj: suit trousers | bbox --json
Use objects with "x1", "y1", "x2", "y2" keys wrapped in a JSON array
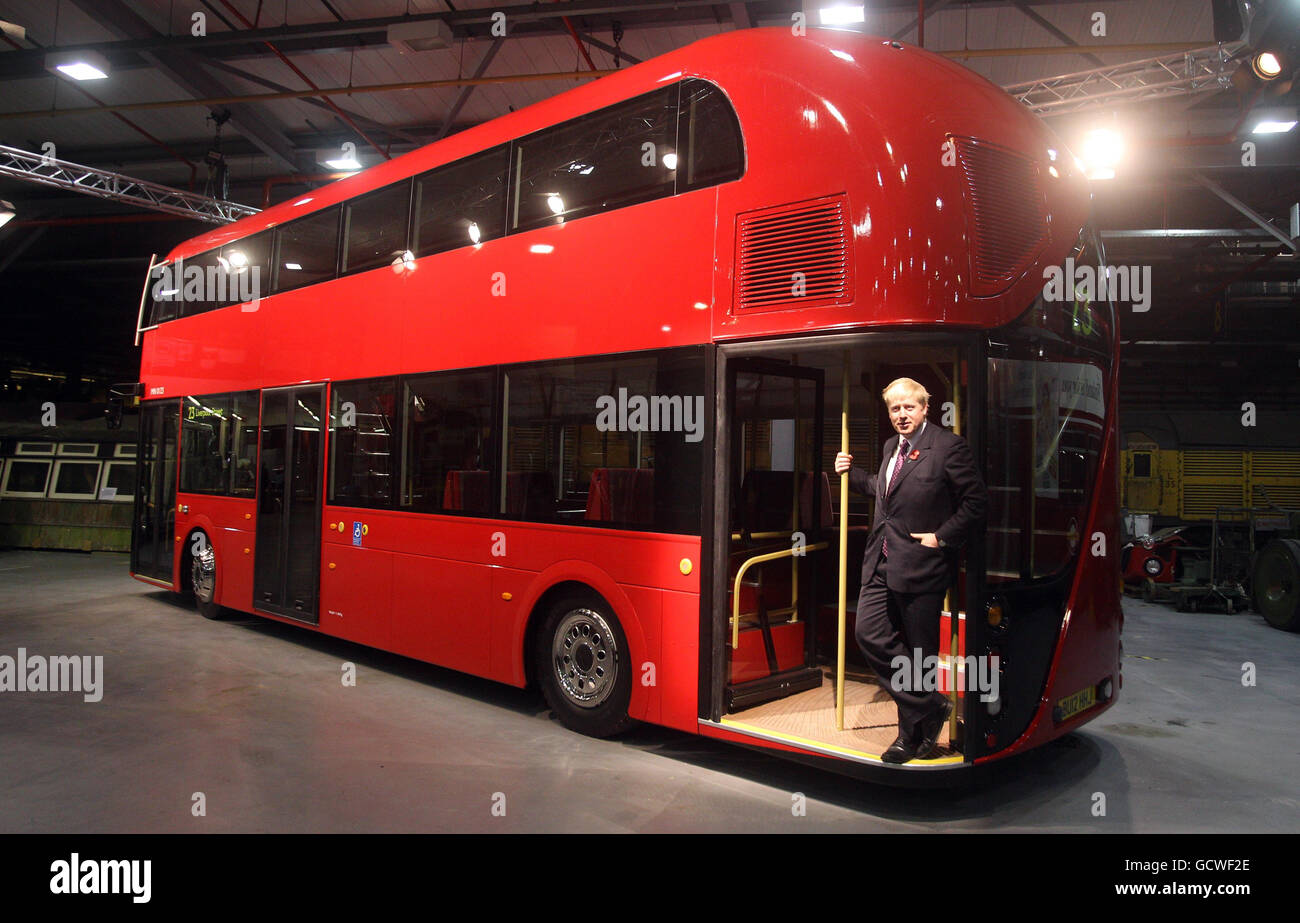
[{"x1": 854, "y1": 554, "x2": 949, "y2": 742}]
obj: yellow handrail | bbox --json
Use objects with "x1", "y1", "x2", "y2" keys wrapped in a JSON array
[
  {"x1": 837, "y1": 351, "x2": 850, "y2": 730},
  {"x1": 947, "y1": 353, "x2": 961, "y2": 740},
  {"x1": 731, "y1": 542, "x2": 829, "y2": 648}
]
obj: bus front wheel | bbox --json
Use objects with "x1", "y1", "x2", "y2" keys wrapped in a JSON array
[
  {"x1": 188, "y1": 531, "x2": 225, "y2": 621},
  {"x1": 536, "y1": 596, "x2": 634, "y2": 738}
]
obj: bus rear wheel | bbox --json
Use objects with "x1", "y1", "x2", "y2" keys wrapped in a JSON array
[
  {"x1": 188, "y1": 532, "x2": 225, "y2": 621},
  {"x1": 1252, "y1": 539, "x2": 1300, "y2": 632},
  {"x1": 536, "y1": 596, "x2": 634, "y2": 738}
]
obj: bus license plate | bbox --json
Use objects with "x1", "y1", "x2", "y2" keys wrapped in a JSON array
[{"x1": 1056, "y1": 686, "x2": 1096, "y2": 722}]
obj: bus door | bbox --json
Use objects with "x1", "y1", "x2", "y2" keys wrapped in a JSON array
[
  {"x1": 724, "y1": 360, "x2": 828, "y2": 710},
  {"x1": 254, "y1": 384, "x2": 324, "y2": 623},
  {"x1": 132, "y1": 400, "x2": 179, "y2": 583}
]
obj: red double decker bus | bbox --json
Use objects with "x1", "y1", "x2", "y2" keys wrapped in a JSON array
[{"x1": 127, "y1": 27, "x2": 1121, "y2": 781}]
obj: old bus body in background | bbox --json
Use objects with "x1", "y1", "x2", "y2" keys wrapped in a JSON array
[{"x1": 1120, "y1": 437, "x2": 1300, "y2": 628}]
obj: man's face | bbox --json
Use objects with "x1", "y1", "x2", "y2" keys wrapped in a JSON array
[{"x1": 885, "y1": 391, "x2": 926, "y2": 438}]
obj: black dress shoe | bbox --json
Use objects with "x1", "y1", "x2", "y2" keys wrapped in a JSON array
[
  {"x1": 915, "y1": 699, "x2": 954, "y2": 760},
  {"x1": 881, "y1": 733, "x2": 917, "y2": 764}
]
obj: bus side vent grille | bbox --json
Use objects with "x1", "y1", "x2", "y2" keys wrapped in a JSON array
[
  {"x1": 734, "y1": 194, "x2": 851, "y2": 312},
  {"x1": 954, "y1": 137, "x2": 1047, "y2": 296}
]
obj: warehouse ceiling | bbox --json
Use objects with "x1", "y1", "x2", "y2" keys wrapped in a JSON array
[{"x1": 0, "y1": 0, "x2": 1297, "y2": 400}]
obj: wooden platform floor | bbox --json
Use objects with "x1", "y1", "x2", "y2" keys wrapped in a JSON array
[{"x1": 725, "y1": 671, "x2": 956, "y2": 760}]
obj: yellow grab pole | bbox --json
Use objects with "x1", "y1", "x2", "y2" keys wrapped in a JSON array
[
  {"x1": 948, "y1": 355, "x2": 961, "y2": 741},
  {"x1": 836, "y1": 352, "x2": 850, "y2": 731}
]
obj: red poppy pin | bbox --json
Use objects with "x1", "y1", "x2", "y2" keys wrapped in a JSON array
[{"x1": 908, "y1": 449, "x2": 921, "y2": 461}]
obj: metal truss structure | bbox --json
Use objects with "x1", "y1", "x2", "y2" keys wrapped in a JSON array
[
  {"x1": 1004, "y1": 42, "x2": 1248, "y2": 117},
  {"x1": 0, "y1": 144, "x2": 258, "y2": 224}
]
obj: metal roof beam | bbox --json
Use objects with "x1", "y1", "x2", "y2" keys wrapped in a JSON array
[
  {"x1": 434, "y1": 38, "x2": 505, "y2": 142},
  {"x1": 200, "y1": 59, "x2": 425, "y2": 147},
  {"x1": 730, "y1": 3, "x2": 756, "y2": 28},
  {"x1": 0, "y1": 226, "x2": 47, "y2": 276},
  {"x1": 1102, "y1": 228, "x2": 1282, "y2": 239},
  {"x1": 63, "y1": 0, "x2": 314, "y2": 173},
  {"x1": 1192, "y1": 172, "x2": 1299, "y2": 252},
  {"x1": 1009, "y1": 0, "x2": 1104, "y2": 67},
  {"x1": 573, "y1": 32, "x2": 643, "y2": 66},
  {"x1": 891, "y1": 0, "x2": 953, "y2": 42},
  {"x1": 0, "y1": 1, "x2": 773, "y2": 65}
]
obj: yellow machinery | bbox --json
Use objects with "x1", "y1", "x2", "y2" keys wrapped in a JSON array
[{"x1": 1121, "y1": 434, "x2": 1300, "y2": 521}]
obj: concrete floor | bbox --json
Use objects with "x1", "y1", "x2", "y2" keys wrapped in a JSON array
[{"x1": 0, "y1": 548, "x2": 1296, "y2": 833}]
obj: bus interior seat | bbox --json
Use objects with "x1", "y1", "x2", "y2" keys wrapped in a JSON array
[
  {"x1": 442, "y1": 469, "x2": 492, "y2": 514},
  {"x1": 585, "y1": 467, "x2": 654, "y2": 524},
  {"x1": 505, "y1": 471, "x2": 555, "y2": 519}
]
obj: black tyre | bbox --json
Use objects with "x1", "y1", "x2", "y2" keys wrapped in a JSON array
[
  {"x1": 1141, "y1": 578, "x2": 1157, "y2": 603},
  {"x1": 1252, "y1": 539, "x2": 1300, "y2": 632},
  {"x1": 535, "y1": 595, "x2": 634, "y2": 738},
  {"x1": 188, "y1": 531, "x2": 225, "y2": 621}
]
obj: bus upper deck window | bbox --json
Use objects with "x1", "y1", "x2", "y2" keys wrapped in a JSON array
[
  {"x1": 677, "y1": 79, "x2": 744, "y2": 191},
  {"x1": 274, "y1": 205, "x2": 342, "y2": 293},
  {"x1": 342, "y1": 180, "x2": 412, "y2": 276},
  {"x1": 511, "y1": 86, "x2": 677, "y2": 232}
]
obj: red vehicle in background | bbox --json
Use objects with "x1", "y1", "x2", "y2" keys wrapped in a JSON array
[
  {"x1": 126, "y1": 27, "x2": 1121, "y2": 782},
  {"x1": 1121, "y1": 525, "x2": 1213, "y2": 599}
]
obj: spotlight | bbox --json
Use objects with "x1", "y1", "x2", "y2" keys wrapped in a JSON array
[
  {"x1": 1251, "y1": 51, "x2": 1283, "y2": 80},
  {"x1": 1079, "y1": 128, "x2": 1123, "y2": 181},
  {"x1": 0, "y1": 200, "x2": 14, "y2": 229}
]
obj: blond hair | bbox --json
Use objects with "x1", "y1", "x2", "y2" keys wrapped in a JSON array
[{"x1": 881, "y1": 377, "x2": 930, "y2": 407}]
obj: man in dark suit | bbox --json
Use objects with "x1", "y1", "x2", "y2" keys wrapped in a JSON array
[{"x1": 834, "y1": 377, "x2": 986, "y2": 763}]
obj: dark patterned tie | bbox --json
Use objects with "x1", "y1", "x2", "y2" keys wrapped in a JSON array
[{"x1": 882, "y1": 438, "x2": 909, "y2": 558}]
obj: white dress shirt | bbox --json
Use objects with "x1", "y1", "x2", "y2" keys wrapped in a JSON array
[{"x1": 883, "y1": 420, "x2": 926, "y2": 493}]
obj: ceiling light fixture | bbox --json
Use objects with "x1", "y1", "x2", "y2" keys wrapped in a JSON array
[
  {"x1": 819, "y1": 5, "x2": 865, "y2": 26},
  {"x1": 387, "y1": 19, "x2": 454, "y2": 53},
  {"x1": 45, "y1": 50, "x2": 111, "y2": 81}
]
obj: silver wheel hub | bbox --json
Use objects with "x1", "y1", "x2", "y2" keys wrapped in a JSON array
[
  {"x1": 552, "y1": 608, "x2": 618, "y2": 708},
  {"x1": 192, "y1": 542, "x2": 216, "y2": 604}
]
